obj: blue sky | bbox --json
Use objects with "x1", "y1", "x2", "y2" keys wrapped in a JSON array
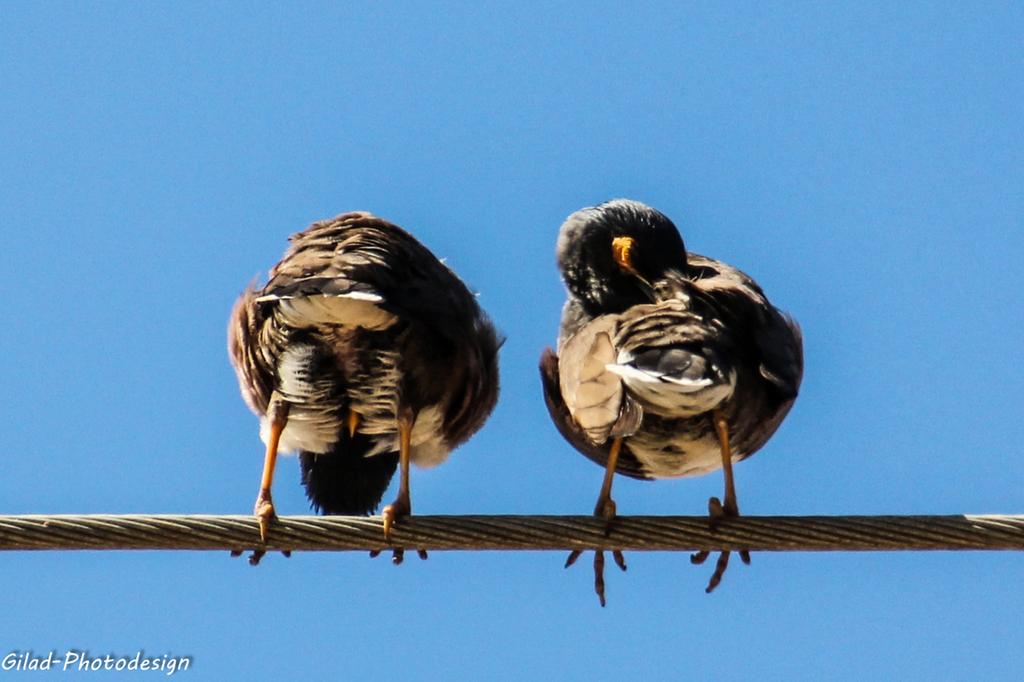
[{"x1": 2, "y1": 2, "x2": 1022, "y2": 679}]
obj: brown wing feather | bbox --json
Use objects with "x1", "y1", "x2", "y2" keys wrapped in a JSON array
[
  {"x1": 229, "y1": 211, "x2": 501, "y2": 448},
  {"x1": 687, "y1": 252, "x2": 804, "y2": 459},
  {"x1": 227, "y1": 287, "x2": 274, "y2": 416}
]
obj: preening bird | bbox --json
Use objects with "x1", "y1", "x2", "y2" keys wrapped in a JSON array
[
  {"x1": 540, "y1": 199, "x2": 802, "y2": 603},
  {"x1": 229, "y1": 212, "x2": 501, "y2": 562}
]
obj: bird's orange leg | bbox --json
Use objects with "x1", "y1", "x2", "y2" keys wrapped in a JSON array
[
  {"x1": 382, "y1": 407, "x2": 413, "y2": 543},
  {"x1": 691, "y1": 409, "x2": 751, "y2": 592},
  {"x1": 565, "y1": 436, "x2": 627, "y2": 607},
  {"x1": 254, "y1": 402, "x2": 289, "y2": 540},
  {"x1": 594, "y1": 435, "x2": 622, "y2": 523},
  {"x1": 369, "y1": 407, "x2": 428, "y2": 565},
  {"x1": 711, "y1": 409, "x2": 739, "y2": 519},
  {"x1": 244, "y1": 401, "x2": 290, "y2": 565}
]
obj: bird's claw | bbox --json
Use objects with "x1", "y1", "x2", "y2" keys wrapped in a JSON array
[
  {"x1": 594, "y1": 496, "x2": 617, "y2": 520},
  {"x1": 382, "y1": 497, "x2": 411, "y2": 544},
  {"x1": 564, "y1": 497, "x2": 628, "y2": 605},
  {"x1": 707, "y1": 495, "x2": 739, "y2": 529},
  {"x1": 368, "y1": 547, "x2": 428, "y2": 564},
  {"x1": 237, "y1": 491, "x2": 284, "y2": 565},
  {"x1": 379, "y1": 494, "x2": 424, "y2": 563},
  {"x1": 594, "y1": 551, "x2": 607, "y2": 607},
  {"x1": 254, "y1": 492, "x2": 276, "y2": 543},
  {"x1": 230, "y1": 546, "x2": 290, "y2": 565},
  {"x1": 695, "y1": 496, "x2": 749, "y2": 593},
  {"x1": 592, "y1": 550, "x2": 628, "y2": 607},
  {"x1": 594, "y1": 497, "x2": 618, "y2": 537}
]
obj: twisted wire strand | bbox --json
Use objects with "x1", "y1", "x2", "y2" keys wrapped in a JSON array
[{"x1": 0, "y1": 514, "x2": 1022, "y2": 553}]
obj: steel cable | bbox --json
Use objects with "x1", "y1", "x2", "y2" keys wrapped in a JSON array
[{"x1": 0, "y1": 514, "x2": 1022, "y2": 553}]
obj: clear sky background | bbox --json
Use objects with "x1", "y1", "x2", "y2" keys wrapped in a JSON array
[{"x1": 2, "y1": 2, "x2": 1023, "y2": 680}]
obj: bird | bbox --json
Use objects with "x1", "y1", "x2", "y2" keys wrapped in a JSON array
[
  {"x1": 539, "y1": 199, "x2": 802, "y2": 604},
  {"x1": 229, "y1": 211, "x2": 501, "y2": 563}
]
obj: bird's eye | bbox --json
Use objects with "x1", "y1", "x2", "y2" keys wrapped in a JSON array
[{"x1": 611, "y1": 236, "x2": 638, "y2": 274}]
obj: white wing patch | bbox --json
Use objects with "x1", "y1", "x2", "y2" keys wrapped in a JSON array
[
  {"x1": 605, "y1": 361, "x2": 714, "y2": 391},
  {"x1": 606, "y1": 351, "x2": 736, "y2": 418},
  {"x1": 269, "y1": 293, "x2": 397, "y2": 330}
]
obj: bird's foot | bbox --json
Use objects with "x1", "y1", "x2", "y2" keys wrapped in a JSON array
[
  {"x1": 381, "y1": 495, "x2": 411, "y2": 544},
  {"x1": 232, "y1": 490, "x2": 289, "y2": 565},
  {"x1": 565, "y1": 548, "x2": 627, "y2": 607},
  {"x1": 369, "y1": 548, "x2": 429, "y2": 564},
  {"x1": 707, "y1": 495, "x2": 739, "y2": 529},
  {"x1": 593, "y1": 495, "x2": 617, "y2": 535},
  {"x1": 377, "y1": 495, "x2": 425, "y2": 564},
  {"x1": 254, "y1": 491, "x2": 276, "y2": 543},
  {"x1": 691, "y1": 496, "x2": 750, "y2": 593},
  {"x1": 565, "y1": 498, "x2": 626, "y2": 607},
  {"x1": 230, "y1": 547, "x2": 290, "y2": 566}
]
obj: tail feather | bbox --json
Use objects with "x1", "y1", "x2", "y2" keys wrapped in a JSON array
[{"x1": 299, "y1": 437, "x2": 398, "y2": 516}]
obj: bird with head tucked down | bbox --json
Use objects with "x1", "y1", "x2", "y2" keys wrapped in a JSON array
[
  {"x1": 229, "y1": 212, "x2": 501, "y2": 563},
  {"x1": 540, "y1": 199, "x2": 802, "y2": 604}
]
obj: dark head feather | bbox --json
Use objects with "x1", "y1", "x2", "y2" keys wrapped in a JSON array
[{"x1": 556, "y1": 199, "x2": 687, "y2": 316}]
